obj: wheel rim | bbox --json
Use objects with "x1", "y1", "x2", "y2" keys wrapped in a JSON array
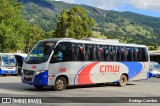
[
  {"x1": 122, "y1": 78, "x2": 124, "y2": 83},
  {"x1": 121, "y1": 77, "x2": 126, "y2": 84},
  {"x1": 56, "y1": 79, "x2": 64, "y2": 90}
]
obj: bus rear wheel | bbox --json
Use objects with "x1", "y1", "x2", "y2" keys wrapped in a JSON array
[
  {"x1": 118, "y1": 75, "x2": 127, "y2": 87},
  {"x1": 54, "y1": 77, "x2": 67, "y2": 91}
]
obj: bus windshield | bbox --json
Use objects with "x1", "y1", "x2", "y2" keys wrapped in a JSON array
[
  {"x1": 1, "y1": 55, "x2": 16, "y2": 67},
  {"x1": 25, "y1": 42, "x2": 56, "y2": 64}
]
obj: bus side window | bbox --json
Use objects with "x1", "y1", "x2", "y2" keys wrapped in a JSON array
[
  {"x1": 141, "y1": 48, "x2": 148, "y2": 61},
  {"x1": 112, "y1": 46, "x2": 117, "y2": 61},
  {"x1": 59, "y1": 42, "x2": 72, "y2": 62},
  {"x1": 99, "y1": 45, "x2": 103, "y2": 61},
  {"x1": 76, "y1": 44, "x2": 80, "y2": 61},
  {"x1": 121, "y1": 47, "x2": 125, "y2": 61},
  {"x1": 103, "y1": 46, "x2": 109, "y2": 61},
  {"x1": 101, "y1": 46, "x2": 105, "y2": 61},
  {"x1": 96, "y1": 45, "x2": 99, "y2": 60},
  {"x1": 109, "y1": 46, "x2": 112, "y2": 61},
  {"x1": 117, "y1": 46, "x2": 121, "y2": 61},
  {"x1": 124, "y1": 47, "x2": 128, "y2": 61},
  {"x1": 127, "y1": 47, "x2": 134, "y2": 61},
  {"x1": 89, "y1": 45, "x2": 93, "y2": 61},
  {"x1": 134, "y1": 48, "x2": 138, "y2": 61},
  {"x1": 110, "y1": 46, "x2": 113, "y2": 61},
  {"x1": 50, "y1": 48, "x2": 58, "y2": 63},
  {"x1": 92, "y1": 45, "x2": 97, "y2": 61},
  {"x1": 84, "y1": 44, "x2": 91, "y2": 61},
  {"x1": 50, "y1": 42, "x2": 72, "y2": 63},
  {"x1": 72, "y1": 44, "x2": 79, "y2": 61},
  {"x1": 96, "y1": 45, "x2": 102, "y2": 61},
  {"x1": 79, "y1": 44, "x2": 85, "y2": 61},
  {"x1": 95, "y1": 45, "x2": 103, "y2": 61},
  {"x1": 137, "y1": 48, "x2": 142, "y2": 61}
]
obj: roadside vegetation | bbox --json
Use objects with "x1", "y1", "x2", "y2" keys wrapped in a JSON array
[{"x1": 1, "y1": 0, "x2": 160, "y2": 53}]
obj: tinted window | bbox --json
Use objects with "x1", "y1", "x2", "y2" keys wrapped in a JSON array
[
  {"x1": 121, "y1": 47, "x2": 125, "y2": 61},
  {"x1": 50, "y1": 42, "x2": 72, "y2": 63},
  {"x1": 141, "y1": 48, "x2": 148, "y2": 61},
  {"x1": 103, "y1": 46, "x2": 110, "y2": 61},
  {"x1": 49, "y1": 42, "x2": 148, "y2": 62},
  {"x1": 133, "y1": 48, "x2": 138, "y2": 61},
  {"x1": 26, "y1": 42, "x2": 55, "y2": 64},
  {"x1": 84, "y1": 44, "x2": 92, "y2": 61},
  {"x1": 72, "y1": 44, "x2": 79, "y2": 61},
  {"x1": 127, "y1": 47, "x2": 134, "y2": 61}
]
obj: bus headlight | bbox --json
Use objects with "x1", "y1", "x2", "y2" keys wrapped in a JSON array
[
  {"x1": 35, "y1": 71, "x2": 40, "y2": 75},
  {"x1": 35, "y1": 70, "x2": 45, "y2": 75}
]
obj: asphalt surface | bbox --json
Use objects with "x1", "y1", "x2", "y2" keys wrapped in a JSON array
[{"x1": 0, "y1": 76, "x2": 160, "y2": 106}]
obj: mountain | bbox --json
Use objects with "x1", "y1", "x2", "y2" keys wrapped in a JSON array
[{"x1": 18, "y1": 0, "x2": 160, "y2": 46}]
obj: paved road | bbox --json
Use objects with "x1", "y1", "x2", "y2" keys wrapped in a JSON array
[
  {"x1": 0, "y1": 76, "x2": 160, "y2": 105},
  {"x1": 0, "y1": 76, "x2": 160, "y2": 97}
]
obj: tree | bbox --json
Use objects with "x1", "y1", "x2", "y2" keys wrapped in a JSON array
[
  {"x1": 0, "y1": 0, "x2": 28, "y2": 52},
  {"x1": 25, "y1": 25, "x2": 45, "y2": 53},
  {"x1": 153, "y1": 44, "x2": 158, "y2": 50},
  {"x1": 55, "y1": 6, "x2": 94, "y2": 39}
]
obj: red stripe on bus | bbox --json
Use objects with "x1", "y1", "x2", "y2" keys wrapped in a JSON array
[{"x1": 77, "y1": 62, "x2": 99, "y2": 85}]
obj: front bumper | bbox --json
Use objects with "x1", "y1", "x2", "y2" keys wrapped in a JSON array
[
  {"x1": 149, "y1": 73, "x2": 160, "y2": 78},
  {"x1": 22, "y1": 70, "x2": 48, "y2": 86},
  {"x1": 0, "y1": 69, "x2": 17, "y2": 75}
]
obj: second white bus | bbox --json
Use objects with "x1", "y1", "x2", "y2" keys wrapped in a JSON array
[{"x1": 0, "y1": 53, "x2": 17, "y2": 75}]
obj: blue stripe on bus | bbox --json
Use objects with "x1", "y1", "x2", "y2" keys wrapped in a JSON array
[
  {"x1": 147, "y1": 72, "x2": 150, "y2": 79},
  {"x1": 121, "y1": 62, "x2": 143, "y2": 80},
  {"x1": 33, "y1": 70, "x2": 48, "y2": 86}
]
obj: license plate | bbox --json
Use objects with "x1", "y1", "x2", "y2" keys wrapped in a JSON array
[{"x1": 24, "y1": 75, "x2": 33, "y2": 79}]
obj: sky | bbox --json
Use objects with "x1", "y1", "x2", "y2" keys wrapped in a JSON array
[{"x1": 55, "y1": 0, "x2": 160, "y2": 17}]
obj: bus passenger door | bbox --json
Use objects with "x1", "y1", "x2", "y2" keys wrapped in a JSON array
[{"x1": 48, "y1": 42, "x2": 72, "y2": 85}]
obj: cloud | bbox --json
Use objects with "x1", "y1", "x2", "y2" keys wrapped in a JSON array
[
  {"x1": 55, "y1": 0, "x2": 160, "y2": 13},
  {"x1": 75, "y1": 0, "x2": 126, "y2": 10},
  {"x1": 128, "y1": 0, "x2": 160, "y2": 12}
]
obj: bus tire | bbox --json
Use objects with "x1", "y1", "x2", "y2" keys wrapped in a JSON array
[
  {"x1": 54, "y1": 77, "x2": 67, "y2": 91},
  {"x1": 118, "y1": 75, "x2": 127, "y2": 87},
  {"x1": 34, "y1": 85, "x2": 44, "y2": 89},
  {"x1": 2, "y1": 74, "x2": 6, "y2": 76}
]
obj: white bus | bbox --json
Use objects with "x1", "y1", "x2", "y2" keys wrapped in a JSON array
[
  {"x1": 0, "y1": 53, "x2": 17, "y2": 76},
  {"x1": 21, "y1": 38, "x2": 150, "y2": 91}
]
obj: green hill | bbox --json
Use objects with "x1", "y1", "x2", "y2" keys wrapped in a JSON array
[{"x1": 18, "y1": 0, "x2": 160, "y2": 46}]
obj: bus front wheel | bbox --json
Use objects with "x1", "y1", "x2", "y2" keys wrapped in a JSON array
[
  {"x1": 118, "y1": 75, "x2": 127, "y2": 87},
  {"x1": 54, "y1": 77, "x2": 67, "y2": 91}
]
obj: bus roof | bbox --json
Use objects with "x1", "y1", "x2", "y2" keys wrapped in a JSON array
[
  {"x1": 39, "y1": 38, "x2": 147, "y2": 48},
  {"x1": 13, "y1": 53, "x2": 28, "y2": 57},
  {"x1": 0, "y1": 53, "x2": 27, "y2": 57},
  {"x1": 0, "y1": 53, "x2": 15, "y2": 55}
]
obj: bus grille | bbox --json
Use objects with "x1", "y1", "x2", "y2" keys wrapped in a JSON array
[
  {"x1": 23, "y1": 70, "x2": 34, "y2": 82},
  {"x1": 23, "y1": 70, "x2": 34, "y2": 75},
  {"x1": 24, "y1": 77, "x2": 33, "y2": 82}
]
